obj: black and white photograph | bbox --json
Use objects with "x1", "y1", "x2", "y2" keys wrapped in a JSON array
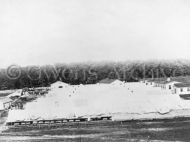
[{"x1": 1, "y1": 0, "x2": 190, "y2": 141}]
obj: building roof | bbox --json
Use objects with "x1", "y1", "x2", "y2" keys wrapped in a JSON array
[
  {"x1": 98, "y1": 78, "x2": 116, "y2": 84},
  {"x1": 8, "y1": 90, "x2": 22, "y2": 98},
  {"x1": 174, "y1": 83, "x2": 190, "y2": 88}
]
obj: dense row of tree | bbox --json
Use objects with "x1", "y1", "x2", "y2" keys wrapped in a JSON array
[{"x1": 0, "y1": 60, "x2": 190, "y2": 90}]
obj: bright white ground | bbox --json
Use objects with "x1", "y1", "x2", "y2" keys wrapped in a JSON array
[{"x1": 6, "y1": 82, "x2": 190, "y2": 122}]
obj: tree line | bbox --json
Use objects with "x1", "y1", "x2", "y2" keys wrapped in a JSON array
[{"x1": 0, "y1": 60, "x2": 190, "y2": 90}]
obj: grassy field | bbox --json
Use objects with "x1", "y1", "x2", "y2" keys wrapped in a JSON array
[{"x1": 1, "y1": 118, "x2": 190, "y2": 142}]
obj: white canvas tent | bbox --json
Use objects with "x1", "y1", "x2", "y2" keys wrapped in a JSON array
[{"x1": 111, "y1": 80, "x2": 125, "y2": 86}]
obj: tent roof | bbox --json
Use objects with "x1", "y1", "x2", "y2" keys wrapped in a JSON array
[
  {"x1": 51, "y1": 81, "x2": 69, "y2": 86},
  {"x1": 111, "y1": 80, "x2": 124, "y2": 85}
]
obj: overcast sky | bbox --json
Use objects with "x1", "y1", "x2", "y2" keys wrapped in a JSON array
[{"x1": 0, "y1": 0, "x2": 190, "y2": 67}]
